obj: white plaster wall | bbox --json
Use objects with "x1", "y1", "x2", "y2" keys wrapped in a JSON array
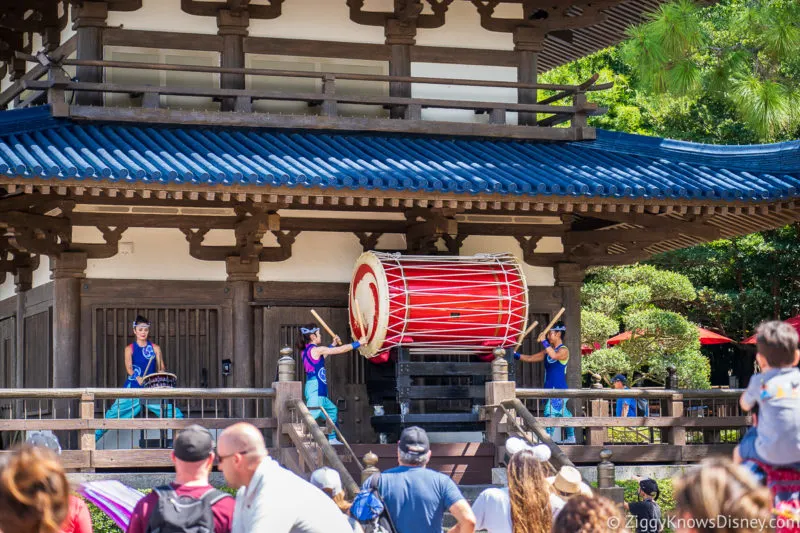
[
  {"x1": 66, "y1": 225, "x2": 558, "y2": 287},
  {"x1": 32, "y1": 255, "x2": 51, "y2": 287},
  {"x1": 460, "y1": 235, "x2": 555, "y2": 286},
  {"x1": 73, "y1": 227, "x2": 228, "y2": 280},
  {"x1": 106, "y1": 0, "x2": 217, "y2": 34},
  {"x1": 0, "y1": 276, "x2": 14, "y2": 301}
]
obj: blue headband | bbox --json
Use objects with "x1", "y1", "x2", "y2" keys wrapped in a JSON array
[
  {"x1": 301, "y1": 327, "x2": 320, "y2": 335},
  {"x1": 132, "y1": 321, "x2": 150, "y2": 328},
  {"x1": 550, "y1": 325, "x2": 566, "y2": 332}
]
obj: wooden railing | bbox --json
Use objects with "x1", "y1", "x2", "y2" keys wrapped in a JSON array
[
  {"x1": 10, "y1": 53, "x2": 609, "y2": 141},
  {"x1": 512, "y1": 387, "x2": 748, "y2": 463},
  {"x1": 0, "y1": 387, "x2": 276, "y2": 470}
]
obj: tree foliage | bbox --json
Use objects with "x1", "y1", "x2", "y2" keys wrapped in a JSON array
[
  {"x1": 540, "y1": 0, "x2": 800, "y2": 144},
  {"x1": 649, "y1": 224, "x2": 800, "y2": 339},
  {"x1": 621, "y1": 0, "x2": 800, "y2": 139},
  {"x1": 581, "y1": 265, "x2": 710, "y2": 388}
]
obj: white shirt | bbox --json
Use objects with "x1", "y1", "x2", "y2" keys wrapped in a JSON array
[
  {"x1": 231, "y1": 456, "x2": 354, "y2": 533},
  {"x1": 471, "y1": 487, "x2": 565, "y2": 533}
]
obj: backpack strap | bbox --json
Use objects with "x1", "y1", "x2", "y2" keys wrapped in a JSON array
[
  {"x1": 367, "y1": 474, "x2": 399, "y2": 533},
  {"x1": 152, "y1": 485, "x2": 176, "y2": 500},
  {"x1": 200, "y1": 488, "x2": 233, "y2": 507}
]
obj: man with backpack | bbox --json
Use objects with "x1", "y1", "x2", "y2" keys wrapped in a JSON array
[
  {"x1": 353, "y1": 426, "x2": 476, "y2": 533},
  {"x1": 127, "y1": 424, "x2": 234, "y2": 533}
]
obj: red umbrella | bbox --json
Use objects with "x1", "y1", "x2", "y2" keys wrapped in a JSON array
[
  {"x1": 741, "y1": 315, "x2": 800, "y2": 344},
  {"x1": 607, "y1": 326, "x2": 734, "y2": 346}
]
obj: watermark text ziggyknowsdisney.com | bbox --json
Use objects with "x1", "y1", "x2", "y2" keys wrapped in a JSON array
[{"x1": 605, "y1": 513, "x2": 800, "y2": 531}]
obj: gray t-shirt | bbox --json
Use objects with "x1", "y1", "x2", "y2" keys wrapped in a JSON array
[{"x1": 743, "y1": 367, "x2": 800, "y2": 465}]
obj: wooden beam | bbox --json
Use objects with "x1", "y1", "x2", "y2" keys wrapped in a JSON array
[
  {"x1": 564, "y1": 228, "x2": 678, "y2": 245},
  {"x1": 581, "y1": 212, "x2": 720, "y2": 240},
  {"x1": 66, "y1": 105, "x2": 593, "y2": 141}
]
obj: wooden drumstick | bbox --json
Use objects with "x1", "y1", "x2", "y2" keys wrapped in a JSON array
[
  {"x1": 537, "y1": 307, "x2": 566, "y2": 342},
  {"x1": 353, "y1": 299, "x2": 366, "y2": 337},
  {"x1": 142, "y1": 353, "x2": 155, "y2": 380},
  {"x1": 513, "y1": 320, "x2": 539, "y2": 352},
  {"x1": 310, "y1": 309, "x2": 338, "y2": 340}
]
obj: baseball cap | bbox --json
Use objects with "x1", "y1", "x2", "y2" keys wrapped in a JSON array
[
  {"x1": 398, "y1": 426, "x2": 430, "y2": 456},
  {"x1": 639, "y1": 478, "x2": 659, "y2": 499},
  {"x1": 611, "y1": 373, "x2": 627, "y2": 384},
  {"x1": 310, "y1": 467, "x2": 343, "y2": 495},
  {"x1": 173, "y1": 425, "x2": 214, "y2": 462}
]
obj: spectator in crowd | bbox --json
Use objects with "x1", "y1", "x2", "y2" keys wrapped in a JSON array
[
  {"x1": 24, "y1": 432, "x2": 92, "y2": 533},
  {"x1": 472, "y1": 437, "x2": 563, "y2": 533},
  {"x1": 0, "y1": 445, "x2": 70, "y2": 533},
  {"x1": 735, "y1": 320, "x2": 800, "y2": 469},
  {"x1": 552, "y1": 494, "x2": 628, "y2": 533},
  {"x1": 127, "y1": 425, "x2": 234, "y2": 533},
  {"x1": 673, "y1": 457, "x2": 772, "y2": 533},
  {"x1": 218, "y1": 422, "x2": 352, "y2": 533},
  {"x1": 612, "y1": 374, "x2": 637, "y2": 418},
  {"x1": 547, "y1": 465, "x2": 593, "y2": 501},
  {"x1": 310, "y1": 467, "x2": 364, "y2": 533},
  {"x1": 624, "y1": 478, "x2": 662, "y2": 533},
  {"x1": 370, "y1": 426, "x2": 475, "y2": 533}
]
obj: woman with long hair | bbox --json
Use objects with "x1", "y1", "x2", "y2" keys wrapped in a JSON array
[
  {"x1": 472, "y1": 438, "x2": 562, "y2": 533},
  {"x1": 673, "y1": 457, "x2": 772, "y2": 533},
  {"x1": 0, "y1": 445, "x2": 71, "y2": 533},
  {"x1": 298, "y1": 324, "x2": 365, "y2": 445}
]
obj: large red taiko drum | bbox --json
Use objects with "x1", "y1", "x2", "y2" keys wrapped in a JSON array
[{"x1": 349, "y1": 252, "x2": 529, "y2": 361}]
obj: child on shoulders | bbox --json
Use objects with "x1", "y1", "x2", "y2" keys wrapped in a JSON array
[{"x1": 735, "y1": 320, "x2": 800, "y2": 470}]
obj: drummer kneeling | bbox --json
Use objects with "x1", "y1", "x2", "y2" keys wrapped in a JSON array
[{"x1": 95, "y1": 315, "x2": 184, "y2": 442}]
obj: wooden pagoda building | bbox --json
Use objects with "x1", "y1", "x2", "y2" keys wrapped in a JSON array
[{"x1": 0, "y1": 0, "x2": 797, "y2": 444}]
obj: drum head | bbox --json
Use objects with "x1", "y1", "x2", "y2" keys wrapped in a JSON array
[
  {"x1": 349, "y1": 252, "x2": 390, "y2": 357},
  {"x1": 142, "y1": 372, "x2": 177, "y2": 388}
]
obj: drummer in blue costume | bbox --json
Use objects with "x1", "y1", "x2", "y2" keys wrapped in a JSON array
[
  {"x1": 95, "y1": 315, "x2": 183, "y2": 441},
  {"x1": 298, "y1": 325, "x2": 365, "y2": 445},
  {"x1": 514, "y1": 321, "x2": 575, "y2": 444}
]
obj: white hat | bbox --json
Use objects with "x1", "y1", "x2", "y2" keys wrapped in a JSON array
[
  {"x1": 505, "y1": 437, "x2": 551, "y2": 463},
  {"x1": 547, "y1": 466, "x2": 593, "y2": 497},
  {"x1": 310, "y1": 467, "x2": 343, "y2": 495}
]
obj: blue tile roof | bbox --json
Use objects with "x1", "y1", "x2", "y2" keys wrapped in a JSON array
[{"x1": 0, "y1": 105, "x2": 798, "y2": 202}]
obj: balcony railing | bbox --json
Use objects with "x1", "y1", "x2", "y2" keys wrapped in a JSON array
[{"x1": 3, "y1": 49, "x2": 610, "y2": 141}]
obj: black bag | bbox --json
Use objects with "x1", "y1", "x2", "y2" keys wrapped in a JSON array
[
  {"x1": 146, "y1": 485, "x2": 231, "y2": 533},
  {"x1": 351, "y1": 474, "x2": 399, "y2": 533}
]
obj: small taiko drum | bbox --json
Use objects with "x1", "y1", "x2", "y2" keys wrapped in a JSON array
[
  {"x1": 141, "y1": 372, "x2": 177, "y2": 389},
  {"x1": 349, "y1": 252, "x2": 529, "y2": 360}
]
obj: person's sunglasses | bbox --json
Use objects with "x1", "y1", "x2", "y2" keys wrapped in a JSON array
[{"x1": 217, "y1": 449, "x2": 251, "y2": 465}]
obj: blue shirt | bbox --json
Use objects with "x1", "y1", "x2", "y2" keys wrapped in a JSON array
[
  {"x1": 125, "y1": 341, "x2": 156, "y2": 389},
  {"x1": 616, "y1": 392, "x2": 637, "y2": 417},
  {"x1": 375, "y1": 466, "x2": 465, "y2": 533},
  {"x1": 543, "y1": 344, "x2": 568, "y2": 390}
]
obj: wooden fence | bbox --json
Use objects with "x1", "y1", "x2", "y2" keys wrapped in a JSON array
[{"x1": 0, "y1": 387, "x2": 275, "y2": 470}]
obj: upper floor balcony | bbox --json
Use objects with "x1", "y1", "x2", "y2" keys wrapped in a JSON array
[{"x1": 0, "y1": 42, "x2": 607, "y2": 142}]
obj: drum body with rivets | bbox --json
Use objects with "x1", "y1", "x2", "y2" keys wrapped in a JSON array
[{"x1": 349, "y1": 252, "x2": 528, "y2": 360}]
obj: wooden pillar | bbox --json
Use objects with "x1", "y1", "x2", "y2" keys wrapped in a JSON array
[
  {"x1": 514, "y1": 27, "x2": 544, "y2": 127},
  {"x1": 386, "y1": 19, "x2": 415, "y2": 120},
  {"x1": 555, "y1": 262, "x2": 584, "y2": 440},
  {"x1": 217, "y1": 9, "x2": 249, "y2": 112},
  {"x1": 227, "y1": 257, "x2": 257, "y2": 389},
  {"x1": 51, "y1": 252, "x2": 87, "y2": 388},
  {"x1": 72, "y1": 2, "x2": 107, "y2": 107},
  {"x1": 13, "y1": 265, "x2": 32, "y2": 390}
]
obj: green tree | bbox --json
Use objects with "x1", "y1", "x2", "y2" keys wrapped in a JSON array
[
  {"x1": 649, "y1": 223, "x2": 800, "y2": 339},
  {"x1": 581, "y1": 265, "x2": 711, "y2": 388},
  {"x1": 621, "y1": 0, "x2": 800, "y2": 139}
]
